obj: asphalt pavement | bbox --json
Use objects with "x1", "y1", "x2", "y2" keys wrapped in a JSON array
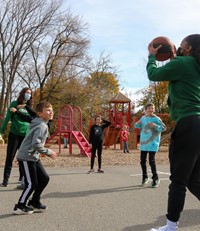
[{"x1": 0, "y1": 165, "x2": 199, "y2": 231}]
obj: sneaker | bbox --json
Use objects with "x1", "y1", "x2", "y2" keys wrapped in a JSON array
[
  {"x1": 142, "y1": 178, "x2": 149, "y2": 186},
  {"x1": 87, "y1": 169, "x2": 94, "y2": 174},
  {"x1": 13, "y1": 204, "x2": 34, "y2": 215},
  {"x1": 28, "y1": 200, "x2": 47, "y2": 212},
  {"x1": 151, "y1": 225, "x2": 176, "y2": 231},
  {"x1": 16, "y1": 184, "x2": 25, "y2": 190},
  {"x1": 150, "y1": 226, "x2": 166, "y2": 231},
  {"x1": 150, "y1": 179, "x2": 160, "y2": 188},
  {"x1": 0, "y1": 182, "x2": 7, "y2": 187},
  {"x1": 151, "y1": 220, "x2": 178, "y2": 230},
  {"x1": 98, "y1": 169, "x2": 104, "y2": 173}
]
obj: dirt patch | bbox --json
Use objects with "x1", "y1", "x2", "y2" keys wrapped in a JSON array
[{"x1": 0, "y1": 144, "x2": 169, "y2": 168}]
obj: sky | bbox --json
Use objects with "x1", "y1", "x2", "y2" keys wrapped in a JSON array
[{"x1": 64, "y1": 0, "x2": 200, "y2": 101}]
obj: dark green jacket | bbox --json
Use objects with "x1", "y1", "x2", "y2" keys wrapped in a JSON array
[
  {"x1": 146, "y1": 55, "x2": 200, "y2": 122},
  {"x1": 0, "y1": 101, "x2": 30, "y2": 136}
]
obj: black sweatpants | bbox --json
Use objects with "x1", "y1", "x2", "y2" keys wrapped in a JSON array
[
  {"x1": 18, "y1": 160, "x2": 49, "y2": 205},
  {"x1": 3, "y1": 132, "x2": 24, "y2": 185},
  {"x1": 90, "y1": 142, "x2": 103, "y2": 170},
  {"x1": 167, "y1": 115, "x2": 200, "y2": 222},
  {"x1": 140, "y1": 151, "x2": 158, "y2": 180}
]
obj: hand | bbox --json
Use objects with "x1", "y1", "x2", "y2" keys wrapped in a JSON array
[
  {"x1": 148, "y1": 41, "x2": 162, "y2": 56},
  {"x1": 17, "y1": 104, "x2": 26, "y2": 109},
  {"x1": 89, "y1": 144, "x2": 92, "y2": 148},
  {"x1": 10, "y1": 107, "x2": 17, "y2": 113},
  {"x1": 50, "y1": 151, "x2": 57, "y2": 160},
  {"x1": 0, "y1": 134, "x2": 5, "y2": 145},
  {"x1": 170, "y1": 44, "x2": 177, "y2": 60},
  {"x1": 149, "y1": 122, "x2": 156, "y2": 128},
  {"x1": 0, "y1": 133, "x2": 4, "y2": 139}
]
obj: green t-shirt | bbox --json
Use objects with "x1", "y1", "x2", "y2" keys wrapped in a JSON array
[
  {"x1": 146, "y1": 55, "x2": 200, "y2": 122},
  {"x1": 0, "y1": 101, "x2": 30, "y2": 136}
]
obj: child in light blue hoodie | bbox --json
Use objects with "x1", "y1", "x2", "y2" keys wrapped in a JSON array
[{"x1": 134, "y1": 103, "x2": 166, "y2": 188}]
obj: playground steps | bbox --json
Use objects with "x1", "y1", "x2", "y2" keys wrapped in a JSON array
[
  {"x1": 45, "y1": 131, "x2": 66, "y2": 148},
  {"x1": 72, "y1": 131, "x2": 91, "y2": 157}
]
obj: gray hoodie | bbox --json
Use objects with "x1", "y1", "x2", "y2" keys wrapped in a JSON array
[{"x1": 17, "y1": 117, "x2": 53, "y2": 162}]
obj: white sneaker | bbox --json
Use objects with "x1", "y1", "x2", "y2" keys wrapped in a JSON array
[
  {"x1": 151, "y1": 219, "x2": 178, "y2": 231},
  {"x1": 151, "y1": 225, "x2": 177, "y2": 231},
  {"x1": 151, "y1": 226, "x2": 167, "y2": 231}
]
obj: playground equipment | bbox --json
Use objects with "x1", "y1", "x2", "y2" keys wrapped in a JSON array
[
  {"x1": 104, "y1": 92, "x2": 134, "y2": 149},
  {"x1": 45, "y1": 97, "x2": 174, "y2": 155},
  {"x1": 45, "y1": 105, "x2": 91, "y2": 157},
  {"x1": 45, "y1": 92, "x2": 134, "y2": 154}
]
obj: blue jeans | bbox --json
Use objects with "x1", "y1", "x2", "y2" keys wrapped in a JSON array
[{"x1": 123, "y1": 141, "x2": 129, "y2": 152}]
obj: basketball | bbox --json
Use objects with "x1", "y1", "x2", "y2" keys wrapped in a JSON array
[{"x1": 152, "y1": 36, "x2": 176, "y2": 61}]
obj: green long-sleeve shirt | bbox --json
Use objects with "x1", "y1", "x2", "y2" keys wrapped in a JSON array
[
  {"x1": 0, "y1": 101, "x2": 30, "y2": 136},
  {"x1": 146, "y1": 55, "x2": 200, "y2": 122}
]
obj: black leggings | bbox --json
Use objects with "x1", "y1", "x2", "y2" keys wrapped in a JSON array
[
  {"x1": 3, "y1": 132, "x2": 24, "y2": 184},
  {"x1": 140, "y1": 151, "x2": 158, "y2": 180},
  {"x1": 167, "y1": 115, "x2": 200, "y2": 222},
  {"x1": 18, "y1": 160, "x2": 49, "y2": 205},
  {"x1": 90, "y1": 143, "x2": 103, "y2": 170}
]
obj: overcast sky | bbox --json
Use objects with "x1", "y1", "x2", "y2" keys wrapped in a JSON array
[{"x1": 64, "y1": 0, "x2": 200, "y2": 99}]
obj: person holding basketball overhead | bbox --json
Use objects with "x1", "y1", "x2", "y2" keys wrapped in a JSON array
[{"x1": 147, "y1": 34, "x2": 200, "y2": 231}]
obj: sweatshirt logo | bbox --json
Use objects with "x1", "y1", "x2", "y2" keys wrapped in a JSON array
[
  {"x1": 140, "y1": 123, "x2": 159, "y2": 145},
  {"x1": 94, "y1": 127, "x2": 103, "y2": 136}
]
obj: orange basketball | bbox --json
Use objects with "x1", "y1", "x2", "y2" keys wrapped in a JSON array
[{"x1": 152, "y1": 36, "x2": 176, "y2": 61}]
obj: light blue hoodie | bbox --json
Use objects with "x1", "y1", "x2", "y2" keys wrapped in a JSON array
[
  {"x1": 17, "y1": 117, "x2": 53, "y2": 162},
  {"x1": 134, "y1": 114, "x2": 166, "y2": 152}
]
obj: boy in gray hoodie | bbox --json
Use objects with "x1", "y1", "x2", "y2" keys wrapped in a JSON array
[{"x1": 13, "y1": 101, "x2": 56, "y2": 215}]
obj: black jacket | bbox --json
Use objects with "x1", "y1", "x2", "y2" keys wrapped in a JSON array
[{"x1": 89, "y1": 119, "x2": 111, "y2": 145}]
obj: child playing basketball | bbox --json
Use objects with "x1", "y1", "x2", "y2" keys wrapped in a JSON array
[
  {"x1": 13, "y1": 101, "x2": 56, "y2": 215},
  {"x1": 88, "y1": 115, "x2": 111, "y2": 173},
  {"x1": 134, "y1": 103, "x2": 166, "y2": 188}
]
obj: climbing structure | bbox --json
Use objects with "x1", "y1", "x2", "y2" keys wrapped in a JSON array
[
  {"x1": 104, "y1": 92, "x2": 132, "y2": 149},
  {"x1": 45, "y1": 105, "x2": 91, "y2": 157}
]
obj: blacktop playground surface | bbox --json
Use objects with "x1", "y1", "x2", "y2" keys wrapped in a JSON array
[{"x1": 0, "y1": 165, "x2": 200, "y2": 231}]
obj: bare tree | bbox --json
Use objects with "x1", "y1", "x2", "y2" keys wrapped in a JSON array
[
  {"x1": 0, "y1": 0, "x2": 62, "y2": 114},
  {"x1": 15, "y1": 10, "x2": 90, "y2": 101},
  {"x1": 0, "y1": 0, "x2": 120, "y2": 117}
]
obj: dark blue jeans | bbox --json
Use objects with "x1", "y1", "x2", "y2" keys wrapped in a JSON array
[
  {"x1": 123, "y1": 141, "x2": 129, "y2": 152},
  {"x1": 167, "y1": 115, "x2": 200, "y2": 222}
]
